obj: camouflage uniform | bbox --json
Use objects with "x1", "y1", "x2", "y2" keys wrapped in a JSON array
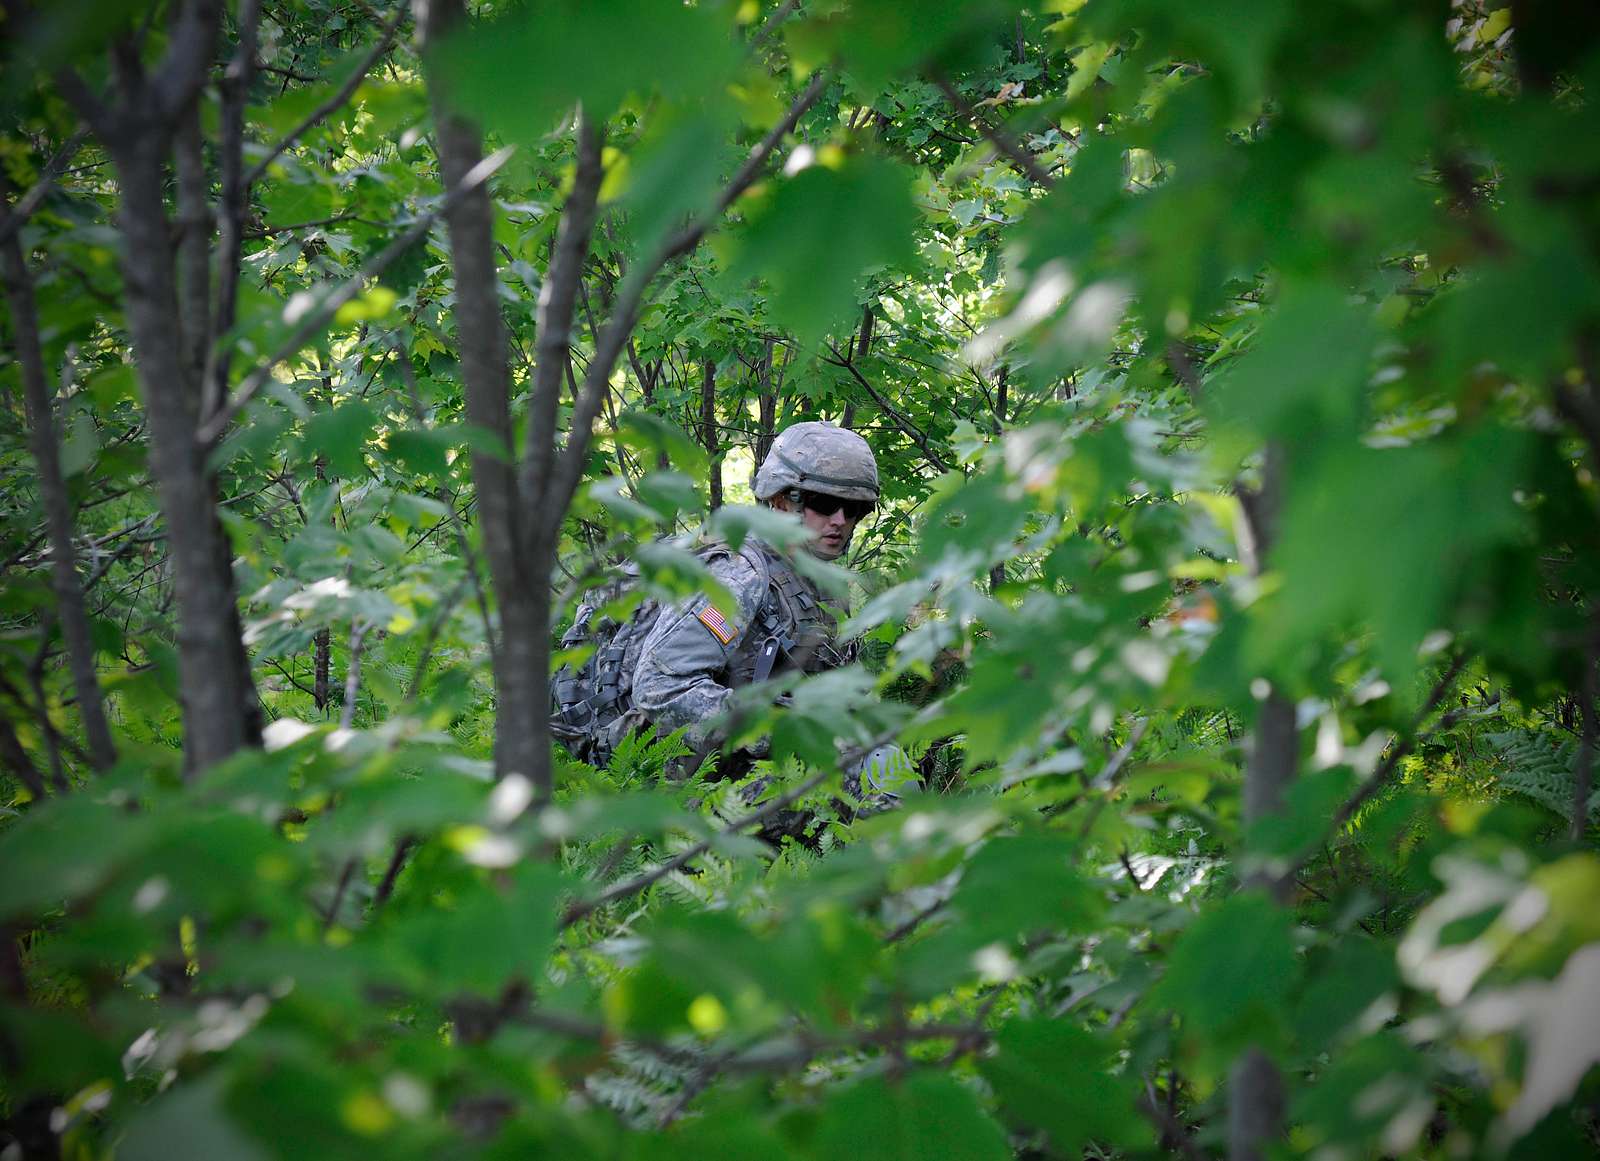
[
  {"x1": 631, "y1": 536, "x2": 849, "y2": 771},
  {"x1": 631, "y1": 421, "x2": 878, "y2": 780}
]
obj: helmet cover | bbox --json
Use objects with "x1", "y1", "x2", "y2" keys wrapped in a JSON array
[{"x1": 752, "y1": 421, "x2": 879, "y2": 502}]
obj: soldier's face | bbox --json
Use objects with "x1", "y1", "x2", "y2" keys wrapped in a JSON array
[{"x1": 772, "y1": 494, "x2": 861, "y2": 560}]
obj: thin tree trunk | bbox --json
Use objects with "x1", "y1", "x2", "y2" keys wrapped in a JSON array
[
  {"x1": 421, "y1": 0, "x2": 543, "y2": 790},
  {"x1": 1230, "y1": 441, "x2": 1293, "y2": 1161},
  {"x1": 108, "y1": 136, "x2": 261, "y2": 772},
  {"x1": 1573, "y1": 619, "x2": 1597, "y2": 842},
  {"x1": 1228, "y1": 1048, "x2": 1285, "y2": 1161},
  {"x1": 841, "y1": 304, "x2": 874, "y2": 430},
  {"x1": 313, "y1": 630, "x2": 331, "y2": 713},
  {"x1": 203, "y1": 0, "x2": 260, "y2": 421},
  {"x1": 0, "y1": 171, "x2": 117, "y2": 772},
  {"x1": 174, "y1": 96, "x2": 210, "y2": 390},
  {"x1": 0, "y1": 712, "x2": 49, "y2": 800},
  {"x1": 702, "y1": 358, "x2": 722, "y2": 509},
  {"x1": 755, "y1": 338, "x2": 779, "y2": 467},
  {"x1": 989, "y1": 364, "x2": 1008, "y2": 592}
]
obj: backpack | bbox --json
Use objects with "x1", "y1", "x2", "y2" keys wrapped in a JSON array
[{"x1": 549, "y1": 540, "x2": 779, "y2": 766}]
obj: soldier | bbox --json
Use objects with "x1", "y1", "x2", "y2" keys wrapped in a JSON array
[{"x1": 629, "y1": 420, "x2": 879, "y2": 780}]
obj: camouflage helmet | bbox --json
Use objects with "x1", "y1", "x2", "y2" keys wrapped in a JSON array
[{"x1": 753, "y1": 421, "x2": 879, "y2": 503}]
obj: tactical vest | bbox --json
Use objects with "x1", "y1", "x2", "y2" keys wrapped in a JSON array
[{"x1": 549, "y1": 539, "x2": 847, "y2": 767}]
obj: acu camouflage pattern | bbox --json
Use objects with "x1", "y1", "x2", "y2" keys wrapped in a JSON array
[
  {"x1": 751, "y1": 421, "x2": 879, "y2": 502},
  {"x1": 550, "y1": 538, "x2": 850, "y2": 771}
]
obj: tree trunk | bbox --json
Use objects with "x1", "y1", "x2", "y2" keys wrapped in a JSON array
[
  {"x1": 840, "y1": 305, "x2": 873, "y2": 430},
  {"x1": 421, "y1": 0, "x2": 545, "y2": 791},
  {"x1": 702, "y1": 358, "x2": 722, "y2": 510},
  {"x1": 1230, "y1": 441, "x2": 1294, "y2": 1161},
  {"x1": 173, "y1": 96, "x2": 210, "y2": 391},
  {"x1": 0, "y1": 173, "x2": 118, "y2": 773},
  {"x1": 755, "y1": 338, "x2": 779, "y2": 468},
  {"x1": 1228, "y1": 1047, "x2": 1286, "y2": 1161},
  {"x1": 110, "y1": 136, "x2": 260, "y2": 772}
]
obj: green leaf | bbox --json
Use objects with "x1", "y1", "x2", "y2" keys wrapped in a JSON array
[
  {"x1": 1295, "y1": 936, "x2": 1400, "y2": 1047},
  {"x1": 0, "y1": 796, "x2": 157, "y2": 917},
  {"x1": 950, "y1": 832, "x2": 1104, "y2": 945},
  {"x1": 120, "y1": 1075, "x2": 270, "y2": 1161},
  {"x1": 1207, "y1": 280, "x2": 1374, "y2": 443},
  {"x1": 731, "y1": 157, "x2": 918, "y2": 344},
  {"x1": 812, "y1": 1073, "x2": 1010, "y2": 1161},
  {"x1": 261, "y1": 176, "x2": 337, "y2": 229},
  {"x1": 302, "y1": 400, "x2": 377, "y2": 478},
  {"x1": 59, "y1": 411, "x2": 99, "y2": 476},
  {"x1": 1152, "y1": 891, "x2": 1299, "y2": 1051},
  {"x1": 391, "y1": 863, "x2": 561, "y2": 997},
  {"x1": 980, "y1": 1020, "x2": 1154, "y2": 1157},
  {"x1": 438, "y1": 0, "x2": 740, "y2": 142},
  {"x1": 383, "y1": 426, "x2": 454, "y2": 476}
]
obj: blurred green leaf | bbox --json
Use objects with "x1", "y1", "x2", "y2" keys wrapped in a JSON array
[{"x1": 731, "y1": 157, "x2": 918, "y2": 344}]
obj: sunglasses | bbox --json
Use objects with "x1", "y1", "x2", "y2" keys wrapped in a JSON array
[{"x1": 787, "y1": 488, "x2": 874, "y2": 521}]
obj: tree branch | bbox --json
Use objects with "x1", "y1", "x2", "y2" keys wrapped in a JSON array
[
  {"x1": 203, "y1": 0, "x2": 262, "y2": 422},
  {"x1": 824, "y1": 345, "x2": 950, "y2": 473},
  {"x1": 1571, "y1": 611, "x2": 1598, "y2": 842},
  {"x1": 0, "y1": 127, "x2": 89, "y2": 246},
  {"x1": 520, "y1": 112, "x2": 604, "y2": 523},
  {"x1": 338, "y1": 619, "x2": 372, "y2": 729},
  {"x1": 149, "y1": 0, "x2": 224, "y2": 123},
  {"x1": 1274, "y1": 652, "x2": 1471, "y2": 892},
  {"x1": 933, "y1": 74, "x2": 1055, "y2": 189},
  {"x1": 560, "y1": 765, "x2": 833, "y2": 928},
  {"x1": 0, "y1": 175, "x2": 117, "y2": 771},
  {"x1": 546, "y1": 70, "x2": 829, "y2": 519},
  {"x1": 196, "y1": 146, "x2": 514, "y2": 446},
  {"x1": 242, "y1": 4, "x2": 406, "y2": 188}
]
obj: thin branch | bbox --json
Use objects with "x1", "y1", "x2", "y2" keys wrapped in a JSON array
[
  {"x1": 339, "y1": 619, "x2": 372, "y2": 730},
  {"x1": 546, "y1": 70, "x2": 829, "y2": 518},
  {"x1": 562, "y1": 722, "x2": 890, "y2": 930},
  {"x1": 0, "y1": 127, "x2": 90, "y2": 245},
  {"x1": 371, "y1": 836, "x2": 417, "y2": 911},
  {"x1": 0, "y1": 177, "x2": 117, "y2": 772},
  {"x1": 521, "y1": 112, "x2": 605, "y2": 519},
  {"x1": 749, "y1": 0, "x2": 800, "y2": 50},
  {"x1": 243, "y1": 213, "x2": 379, "y2": 239},
  {"x1": 1074, "y1": 718, "x2": 1150, "y2": 838},
  {"x1": 824, "y1": 346, "x2": 949, "y2": 473},
  {"x1": 322, "y1": 858, "x2": 356, "y2": 932},
  {"x1": 1139, "y1": 1077, "x2": 1207, "y2": 1161},
  {"x1": 560, "y1": 764, "x2": 833, "y2": 927},
  {"x1": 933, "y1": 74, "x2": 1055, "y2": 189},
  {"x1": 243, "y1": 4, "x2": 406, "y2": 188},
  {"x1": 204, "y1": 0, "x2": 262, "y2": 421},
  {"x1": 1572, "y1": 610, "x2": 1598, "y2": 842},
  {"x1": 0, "y1": 712, "x2": 50, "y2": 801},
  {"x1": 1275, "y1": 653, "x2": 1471, "y2": 891},
  {"x1": 197, "y1": 146, "x2": 515, "y2": 446}
]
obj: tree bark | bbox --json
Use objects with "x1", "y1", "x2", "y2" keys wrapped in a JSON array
[
  {"x1": 702, "y1": 358, "x2": 722, "y2": 509},
  {"x1": 421, "y1": 0, "x2": 544, "y2": 791},
  {"x1": 755, "y1": 338, "x2": 780, "y2": 468},
  {"x1": 106, "y1": 132, "x2": 261, "y2": 772},
  {"x1": 173, "y1": 92, "x2": 210, "y2": 391},
  {"x1": 1227, "y1": 1048, "x2": 1285, "y2": 1161},
  {"x1": 0, "y1": 710, "x2": 49, "y2": 800},
  {"x1": 203, "y1": 0, "x2": 260, "y2": 421},
  {"x1": 1230, "y1": 441, "x2": 1294, "y2": 1161},
  {"x1": 841, "y1": 304, "x2": 873, "y2": 429},
  {"x1": 0, "y1": 170, "x2": 118, "y2": 772}
]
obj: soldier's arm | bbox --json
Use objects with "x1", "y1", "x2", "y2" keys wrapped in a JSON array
[{"x1": 630, "y1": 553, "x2": 767, "y2": 752}]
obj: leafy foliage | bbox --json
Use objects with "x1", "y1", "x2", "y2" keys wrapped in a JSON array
[{"x1": 2, "y1": 0, "x2": 1600, "y2": 1158}]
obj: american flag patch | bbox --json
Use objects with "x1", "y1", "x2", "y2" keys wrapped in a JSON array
[{"x1": 696, "y1": 604, "x2": 736, "y2": 645}]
